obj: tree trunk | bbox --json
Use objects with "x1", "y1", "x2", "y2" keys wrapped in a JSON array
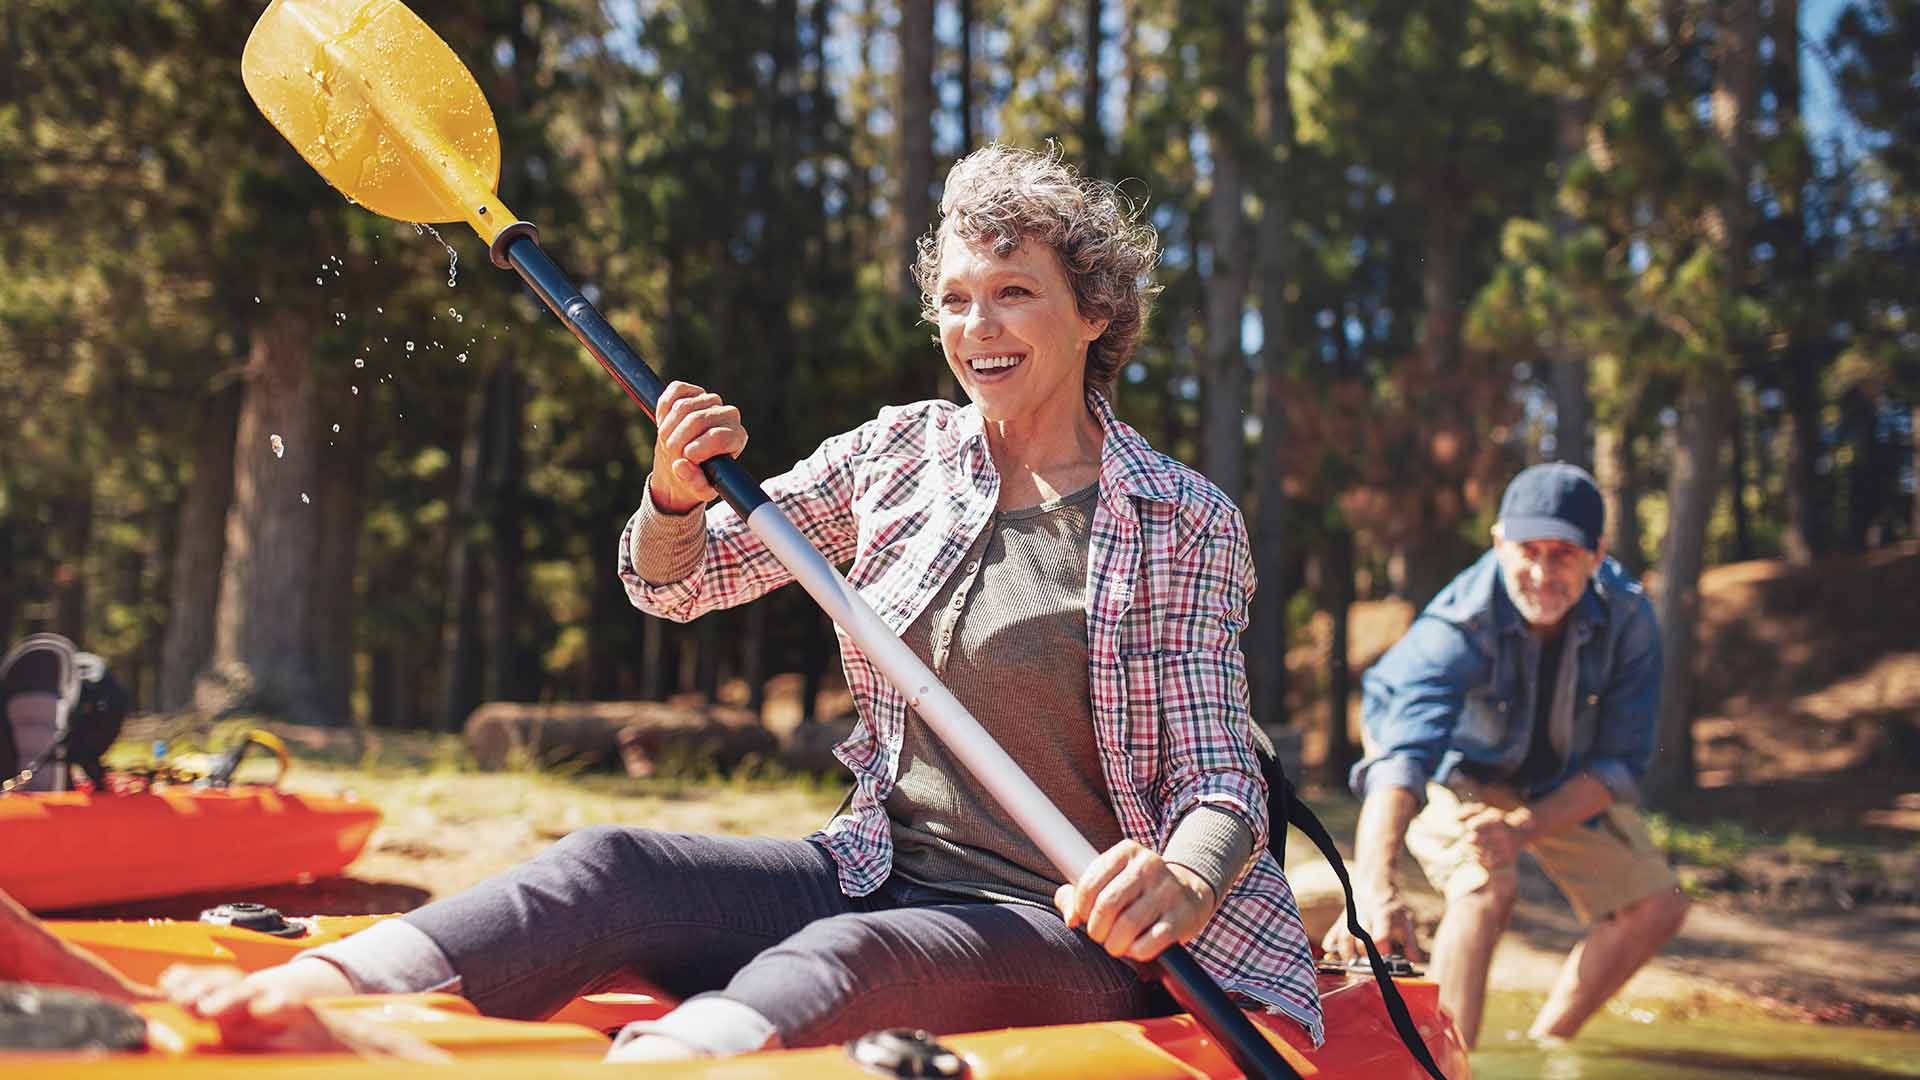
[
  {"x1": 1781, "y1": 346, "x2": 1827, "y2": 562},
  {"x1": 959, "y1": 0, "x2": 976, "y2": 153},
  {"x1": 1547, "y1": 96, "x2": 1592, "y2": 470},
  {"x1": 1842, "y1": 389, "x2": 1886, "y2": 550},
  {"x1": 800, "y1": 612, "x2": 831, "y2": 724},
  {"x1": 895, "y1": 0, "x2": 935, "y2": 298},
  {"x1": 158, "y1": 384, "x2": 239, "y2": 710},
  {"x1": 1595, "y1": 420, "x2": 1645, "y2": 575},
  {"x1": 1198, "y1": 0, "x2": 1252, "y2": 503},
  {"x1": 744, "y1": 602, "x2": 767, "y2": 714},
  {"x1": 439, "y1": 373, "x2": 490, "y2": 731},
  {"x1": 195, "y1": 310, "x2": 326, "y2": 725},
  {"x1": 1391, "y1": 208, "x2": 1470, "y2": 604},
  {"x1": 1322, "y1": 524, "x2": 1357, "y2": 784},
  {"x1": 1081, "y1": 0, "x2": 1104, "y2": 172},
  {"x1": 641, "y1": 615, "x2": 667, "y2": 701},
  {"x1": 308, "y1": 378, "x2": 366, "y2": 724},
  {"x1": 1646, "y1": 0, "x2": 1759, "y2": 806},
  {"x1": 51, "y1": 485, "x2": 93, "y2": 643},
  {"x1": 485, "y1": 356, "x2": 530, "y2": 702},
  {"x1": 1247, "y1": 0, "x2": 1295, "y2": 732},
  {"x1": 0, "y1": 517, "x2": 15, "y2": 642},
  {"x1": 1729, "y1": 385, "x2": 1754, "y2": 561},
  {"x1": 1421, "y1": 206, "x2": 1467, "y2": 374},
  {"x1": 1646, "y1": 377, "x2": 1733, "y2": 803}
]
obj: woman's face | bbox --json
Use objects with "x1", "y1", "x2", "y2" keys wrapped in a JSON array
[{"x1": 933, "y1": 231, "x2": 1108, "y2": 424}]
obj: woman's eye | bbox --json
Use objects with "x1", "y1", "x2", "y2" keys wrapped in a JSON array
[
  {"x1": 941, "y1": 294, "x2": 966, "y2": 308},
  {"x1": 1001, "y1": 286, "x2": 1031, "y2": 298}
]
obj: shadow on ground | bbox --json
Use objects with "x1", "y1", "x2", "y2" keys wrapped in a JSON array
[{"x1": 44, "y1": 876, "x2": 431, "y2": 920}]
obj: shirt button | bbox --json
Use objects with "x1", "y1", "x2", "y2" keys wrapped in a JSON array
[
  {"x1": 1587, "y1": 694, "x2": 1600, "y2": 706},
  {"x1": 965, "y1": 561, "x2": 978, "y2": 573},
  {"x1": 1497, "y1": 701, "x2": 1508, "y2": 712}
]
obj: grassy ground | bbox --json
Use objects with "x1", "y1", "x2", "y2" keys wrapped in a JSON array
[{"x1": 81, "y1": 714, "x2": 1917, "y2": 1032}]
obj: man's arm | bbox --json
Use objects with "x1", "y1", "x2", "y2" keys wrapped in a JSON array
[{"x1": 1325, "y1": 784, "x2": 1424, "y2": 963}]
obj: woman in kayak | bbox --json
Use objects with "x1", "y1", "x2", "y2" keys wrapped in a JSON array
[{"x1": 141, "y1": 143, "x2": 1321, "y2": 1059}]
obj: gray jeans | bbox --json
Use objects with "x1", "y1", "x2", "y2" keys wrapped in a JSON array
[{"x1": 375, "y1": 826, "x2": 1167, "y2": 1052}]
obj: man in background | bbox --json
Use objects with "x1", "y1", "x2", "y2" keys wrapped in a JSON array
[{"x1": 1324, "y1": 463, "x2": 1690, "y2": 1047}]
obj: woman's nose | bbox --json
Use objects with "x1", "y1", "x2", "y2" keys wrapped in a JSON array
[{"x1": 965, "y1": 303, "x2": 998, "y2": 340}]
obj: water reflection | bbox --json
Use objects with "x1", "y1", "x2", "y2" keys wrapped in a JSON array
[{"x1": 1470, "y1": 992, "x2": 1920, "y2": 1079}]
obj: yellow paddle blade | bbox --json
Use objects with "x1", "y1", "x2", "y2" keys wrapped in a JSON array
[{"x1": 242, "y1": 0, "x2": 515, "y2": 244}]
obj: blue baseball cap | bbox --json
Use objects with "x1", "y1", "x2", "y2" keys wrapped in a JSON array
[{"x1": 1498, "y1": 463, "x2": 1604, "y2": 551}]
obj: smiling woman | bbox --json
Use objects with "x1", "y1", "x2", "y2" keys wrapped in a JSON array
[{"x1": 139, "y1": 143, "x2": 1324, "y2": 1068}]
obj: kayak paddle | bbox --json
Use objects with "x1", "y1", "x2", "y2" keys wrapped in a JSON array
[{"x1": 240, "y1": 3, "x2": 1309, "y2": 1076}]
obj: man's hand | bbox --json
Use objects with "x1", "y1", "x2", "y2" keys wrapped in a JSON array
[
  {"x1": 1321, "y1": 888, "x2": 1424, "y2": 964},
  {"x1": 1459, "y1": 804, "x2": 1536, "y2": 871},
  {"x1": 1054, "y1": 839, "x2": 1216, "y2": 963}
]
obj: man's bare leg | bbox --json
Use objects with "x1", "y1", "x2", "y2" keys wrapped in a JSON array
[
  {"x1": 1427, "y1": 871, "x2": 1518, "y2": 1050},
  {"x1": 1529, "y1": 886, "x2": 1689, "y2": 1041}
]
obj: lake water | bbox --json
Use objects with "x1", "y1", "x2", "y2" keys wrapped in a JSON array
[{"x1": 1469, "y1": 991, "x2": 1920, "y2": 1079}]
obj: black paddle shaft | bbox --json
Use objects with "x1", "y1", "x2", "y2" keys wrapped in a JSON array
[{"x1": 493, "y1": 226, "x2": 1302, "y2": 1080}]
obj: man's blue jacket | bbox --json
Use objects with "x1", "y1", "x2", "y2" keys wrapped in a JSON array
[{"x1": 1349, "y1": 549, "x2": 1663, "y2": 808}]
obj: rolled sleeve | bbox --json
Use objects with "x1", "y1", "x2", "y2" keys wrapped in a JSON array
[
  {"x1": 1348, "y1": 615, "x2": 1487, "y2": 802},
  {"x1": 1348, "y1": 751, "x2": 1433, "y2": 806},
  {"x1": 1150, "y1": 511, "x2": 1270, "y2": 856},
  {"x1": 627, "y1": 491, "x2": 710, "y2": 585},
  {"x1": 617, "y1": 418, "x2": 872, "y2": 624},
  {"x1": 1163, "y1": 804, "x2": 1257, "y2": 900}
]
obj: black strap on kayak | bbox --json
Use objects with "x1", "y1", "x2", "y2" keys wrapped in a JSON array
[{"x1": 1250, "y1": 730, "x2": 1450, "y2": 1080}]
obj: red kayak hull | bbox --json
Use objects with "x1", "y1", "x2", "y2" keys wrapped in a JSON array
[{"x1": 1, "y1": 788, "x2": 381, "y2": 911}]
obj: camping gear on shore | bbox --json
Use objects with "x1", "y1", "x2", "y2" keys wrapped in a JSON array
[
  {"x1": 18, "y1": 910, "x2": 1469, "y2": 1077},
  {"x1": 0, "y1": 632, "x2": 376, "y2": 913},
  {"x1": 1, "y1": 634, "x2": 128, "y2": 794},
  {"x1": 239, "y1": 1, "x2": 1459, "y2": 1075},
  {"x1": 0, "y1": 729, "x2": 380, "y2": 913}
]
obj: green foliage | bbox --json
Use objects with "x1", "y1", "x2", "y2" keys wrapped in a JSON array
[{"x1": 0, "y1": 0, "x2": 1912, "y2": 735}]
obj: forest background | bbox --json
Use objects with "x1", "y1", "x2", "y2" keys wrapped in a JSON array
[{"x1": 1, "y1": 0, "x2": 1915, "y2": 808}]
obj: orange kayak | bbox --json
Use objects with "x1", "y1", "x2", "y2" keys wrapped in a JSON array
[
  {"x1": 21, "y1": 914, "x2": 1471, "y2": 1078},
  {"x1": 0, "y1": 788, "x2": 381, "y2": 911}
]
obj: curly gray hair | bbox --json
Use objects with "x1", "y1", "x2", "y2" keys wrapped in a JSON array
[{"x1": 913, "y1": 143, "x2": 1161, "y2": 395}]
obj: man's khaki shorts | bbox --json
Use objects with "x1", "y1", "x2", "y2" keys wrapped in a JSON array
[{"x1": 1405, "y1": 781, "x2": 1678, "y2": 926}]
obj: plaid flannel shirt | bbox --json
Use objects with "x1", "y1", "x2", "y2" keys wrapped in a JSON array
[{"x1": 618, "y1": 391, "x2": 1322, "y2": 1043}]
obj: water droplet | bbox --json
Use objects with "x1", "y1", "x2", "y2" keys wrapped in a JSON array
[
  {"x1": 376, "y1": 306, "x2": 384, "y2": 314},
  {"x1": 351, "y1": 386, "x2": 360, "y2": 395},
  {"x1": 332, "y1": 423, "x2": 341, "y2": 433},
  {"x1": 457, "y1": 353, "x2": 468, "y2": 363},
  {"x1": 269, "y1": 434, "x2": 285, "y2": 458},
  {"x1": 301, "y1": 492, "x2": 311, "y2": 504},
  {"x1": 315, "y1": 276, "x2": 324, "y2": 285},
  {"x1": 405, "y1": 341, "x2": 415, "y2": 352},
  {"x1": 354, "y1": 358, "x2": 364, "y2": 368},
  {"x1": 254, "y1": 296, "x2": 261, "y2": 303}
]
